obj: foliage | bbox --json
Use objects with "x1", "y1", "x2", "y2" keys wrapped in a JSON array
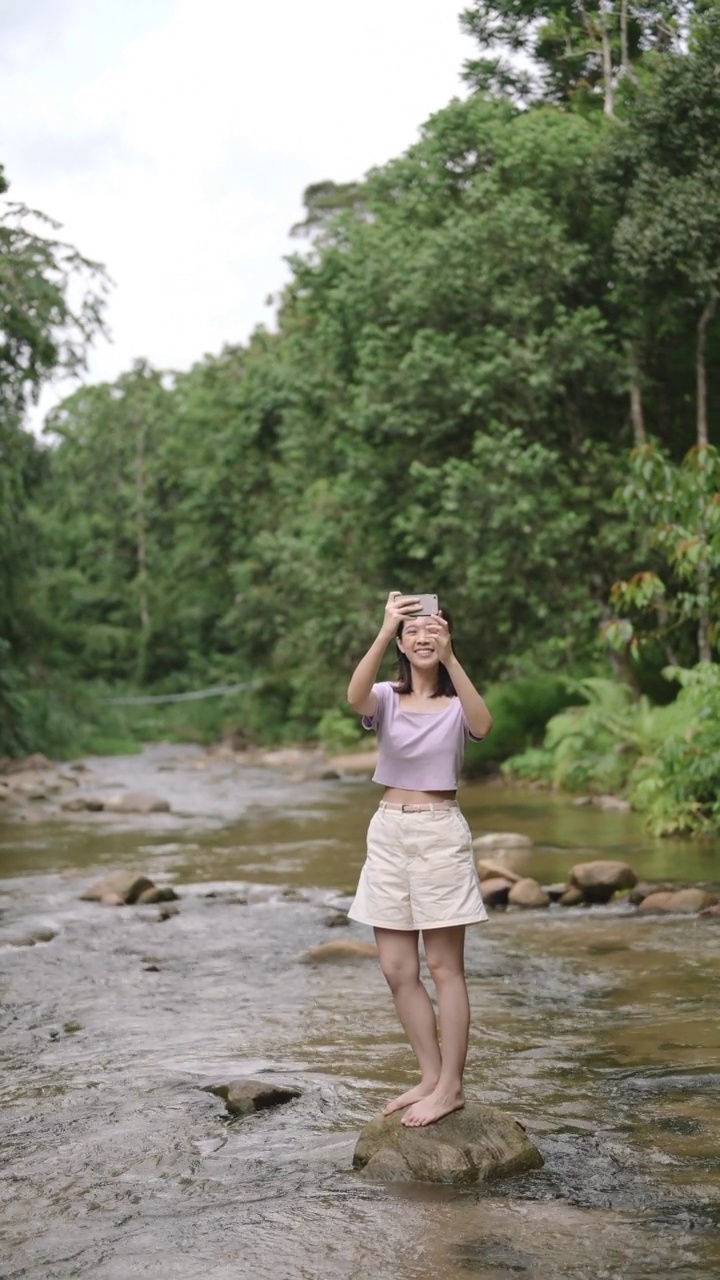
[
  {"x1": 605, "y1": 442, "x2": 720, "y2": 659},
  {"x1": 504, "y1": 663, "x2": 720, "y2": 835}
]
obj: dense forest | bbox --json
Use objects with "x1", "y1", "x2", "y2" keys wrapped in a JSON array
[{"x1": 2, "y1": 1, "x2": 720, "y2": 834}]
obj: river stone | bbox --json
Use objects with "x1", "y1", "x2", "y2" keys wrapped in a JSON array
[
  {"x1": 80, "y1": 872, "x2": 156, "y2": 904},
  {"x1": 104, "y1": 791, "x2": 170, "y2": 814},
  {"x1": 136, "y1": 885, "x2": 179, "y2": 904},
  {"x1": 543, "y1": 883, "x2": 569, "y2": 903},
  {"x1": 569, "y1": 860, "x2": 637, "y2": 903},
  {"x1": 508, "y1": 878, "x2": 550, "y2": 909},
  {"x1": 353, "y1": 1104, "x2": 543, "y2": 1185},
  {"x1": 665, "y1": 888, "x2": 719, "y2": 914},
  {"x1": 205, "y1": 1078, "x2": 301, "y2": 1117},
  {"x1": 476, "y1": 859, "x2": 523, "y2": 884},
  {"x1": 323, "y1": 911, "x2": 351, "y2": 927},
  {"x1": 629, "y1": 880, "x2": 675, "y2": 906},
  {"x1": 558, "y1": 886, "x2": 586, "y2": 907},
  {"x1": 473, "y1": 833, "x2": 533, "y2": 851},
  {"x1": 638, "y1": 891, "x2": 677, "y2": 914},
  {"x1": 593, "y1": 794, "x2": 632, "y2": 812},
  {"x1": 300, "y1": 940, "x2": 378, "y2": 963},
  {"x1": 479, "y1": 877, "x2": 514, "y2": 908},
  {"x1": 4, "y1": 925, "x2": 57, "y2": 947}
]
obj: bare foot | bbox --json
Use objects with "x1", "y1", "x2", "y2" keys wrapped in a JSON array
[
  {"x1": 383, "y1": 1080, "x2": 438, "y2": 1117},
  {"x1": 401, "y1": 1087, "x2": 465, "y2": 1127}
]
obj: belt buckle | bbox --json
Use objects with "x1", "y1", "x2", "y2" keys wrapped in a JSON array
[{"x1": 402, "y1": 803, "x2": 418, "y2": 812}]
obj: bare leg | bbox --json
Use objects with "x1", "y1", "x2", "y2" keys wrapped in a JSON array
[
  {"x1": 374, "y1": 927, "x2": 441, "y2": 1115},
  {"x1": 402, "y1": 925, "x2": 468, "y2": 1127}
]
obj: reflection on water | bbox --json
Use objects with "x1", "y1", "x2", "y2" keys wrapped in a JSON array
[{"x1": 0, "y1": 746, "x2": 719, "y2": 1280}]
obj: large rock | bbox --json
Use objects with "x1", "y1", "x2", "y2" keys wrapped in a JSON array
[
  {"x1": 508, "y1": 878, "x2": 550, "y2": 909},
  {"x1": 80, "y1": 872, "x2": 156, "y2": 904},
  {"x1": 569, "y1": 860, "x2": 637, "y2": 903},
  {"x1": 353, "y1": 1103, "x2": 543, "y2": 1185},
  {"x1": 205, "y1": 1078, "x2": 301, "y2": 1117},
  {"x1": 638, "y1": 891, "x2": 676, "y2": 914},
  {"x1": 300, "y1": 940, "x2": 378, "y2": 963},
  {"x1": 665, "y1": 888, "x2": 718, "y2": 914},
  {"x1": 104, "y1": 791, "x2": 170, "y2": 814}
]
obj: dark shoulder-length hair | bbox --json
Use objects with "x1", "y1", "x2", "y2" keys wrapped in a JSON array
[{"x1": 392, "y1": 607, "x2": 457, "y2": 698}]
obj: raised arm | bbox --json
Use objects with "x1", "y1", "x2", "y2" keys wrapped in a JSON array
[
  {"x1": 347, "y1": 592, "x2": 420, "y2": 716},
  {"x1": 427, "y1": 616, "x2": 493, "y2": 739}
]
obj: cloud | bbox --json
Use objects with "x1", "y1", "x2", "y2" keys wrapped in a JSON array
[{"x1": 3, "y1": 0, "x2": 473, "y2": 428}]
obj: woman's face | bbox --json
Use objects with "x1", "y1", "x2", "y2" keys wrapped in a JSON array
[{"x1": 396, "y1": 618, "x2": 440, "y2": 669}]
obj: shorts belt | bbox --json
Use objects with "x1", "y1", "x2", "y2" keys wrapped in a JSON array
[{"x1": 378, "y1": 801, "x2": 458, "y2": 813}]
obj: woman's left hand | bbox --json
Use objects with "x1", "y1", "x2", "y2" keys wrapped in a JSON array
[{"x1": 427, "y1": 614, "x2": 453, "y2": 665}]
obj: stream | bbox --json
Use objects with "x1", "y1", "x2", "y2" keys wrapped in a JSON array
[{"x1": 1, "y1": 743, "x2": 719, "y2": 1280}]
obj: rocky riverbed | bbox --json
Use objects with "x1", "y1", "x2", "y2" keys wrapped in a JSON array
[{"x1": 1, "y1": 744, "x2": 719, "y2": 1280}]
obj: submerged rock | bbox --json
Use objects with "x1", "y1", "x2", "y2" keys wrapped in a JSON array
[
  {"x1": 569, "y1": 860, "x2": 637, "y2": 903},
  {"x1": 508, "y1": 878, "x2": 550, "y2": 909},
  {"x1": 353, "y1": 1103, "x2": 543, "y2": 1185},
  {"x1": 300, "y1": 940, "x2": 378, "y2": 963},
  {"x1": 205, "y1": 1078, "x2": 301, "y2": 1117}
]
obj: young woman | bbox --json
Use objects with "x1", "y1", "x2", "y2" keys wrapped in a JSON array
[{"x1": 347, "y1": 591, "x2": 493, "y2": 1127}]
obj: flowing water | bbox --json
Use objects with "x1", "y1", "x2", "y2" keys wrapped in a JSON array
[{"x1": 1, "y1": 745, "x2": 719, "y2": 1280}]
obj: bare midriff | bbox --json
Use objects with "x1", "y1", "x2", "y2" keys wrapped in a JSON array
[{"x1": 382, "y1": 787, "x2": 457, "y2": 804}]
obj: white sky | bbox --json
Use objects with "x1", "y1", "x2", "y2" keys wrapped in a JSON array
[{"x1": 1, "y1": 0, "x2": 473, "y2": 424}]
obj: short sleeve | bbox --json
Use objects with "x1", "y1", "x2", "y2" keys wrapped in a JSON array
[
  {"x1": 361, "y1": 682, "x2": 391, "y2": 732},
  {"x1": 460, "y1": 702, "x2": 485, "y2": 742}
]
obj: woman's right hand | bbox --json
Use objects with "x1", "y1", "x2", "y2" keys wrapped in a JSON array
[{"x1": 380, "y1": 591, "x2": 420, "y2": 639}]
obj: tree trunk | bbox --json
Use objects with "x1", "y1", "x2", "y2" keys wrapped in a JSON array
[
  {"x1": 599, "y1": 1, "x2": 615, "y2": 117},
  {"x1": 696, "y1": 295, "x2": 716, "y2": 448},
  {"x1": 620, "y1": 0, "x2": 630, "y2": 74},
  {"x1": 628, "y1": 344, "x2": 647, "y2": 445}
]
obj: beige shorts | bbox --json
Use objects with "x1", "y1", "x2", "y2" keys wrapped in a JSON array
[{"x1": 347, "y1": 803, "x2": 488, "y2": 932}]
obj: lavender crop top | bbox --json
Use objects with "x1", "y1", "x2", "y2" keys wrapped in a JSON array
[{"x1": 361, "y1": 681, "x2": 482, "y2": 791}]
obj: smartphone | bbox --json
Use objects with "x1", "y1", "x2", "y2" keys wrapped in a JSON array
[{"x1": 407, "y1": 593, "x2": 439, "y2": 617}]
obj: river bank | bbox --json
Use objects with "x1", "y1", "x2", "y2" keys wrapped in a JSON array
[{"x1": 1, "y1": 744, "x2": 719, "y2": 1279}]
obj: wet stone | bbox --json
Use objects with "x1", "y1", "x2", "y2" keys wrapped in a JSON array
[
  {"x1": 80, "y1": 873, "x2": 155, "y2": 904},
  {"x1": 569, "y1": 860, "x2": 637, "y2": 903},
  {"x1": 480, "y1": 877, "x2": 514, "y2": 909},
  {"x1": 204, "y1": 1078, "x2": 302, "y2": 1117},
  {"x1": 104, "y1": 791, "x2": 170, "y2": 814},
  {"x1": 508, "y1": 878, "x2": 550, "y2": 909},
  {"x1": 323, "y1": 912, "x2": 351, "y2": 927},
  {"x1": 353, "y1": 1103, "x2": 544, "y2": 1185},
  {"x1": 136, "y1": 886, "x2": 179, "y2": 904}
]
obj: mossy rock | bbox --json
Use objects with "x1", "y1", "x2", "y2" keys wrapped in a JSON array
[{"x1": 353, "y1": 1102, "x2": 543, "y2": 1185}]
